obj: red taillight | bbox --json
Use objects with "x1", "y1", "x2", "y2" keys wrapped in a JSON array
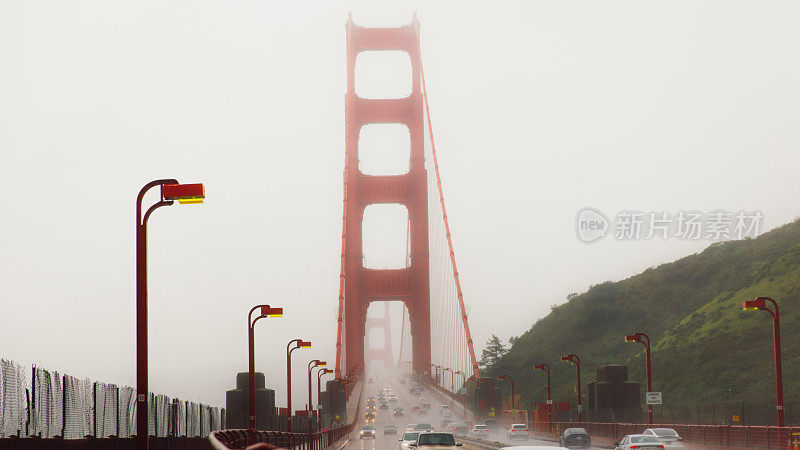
[
  {"x1": 524, "y1": 429, "x2": 529, "y2": 431},
  {"x1": 630, "y1": 446, "x2": 640, "y2": 449}
]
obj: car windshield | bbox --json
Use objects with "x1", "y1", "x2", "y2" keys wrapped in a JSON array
[
  {"x1": 361, "y1": 426, "x2": 374, "y2": 431},
  {"x1": 474, "y1": 425, "x2": 488, "y2": 430},
  {"x1": 386, "y1": 425, "x2": 396, "y2": 429},
  {"x1": 566, "y1": 428, "x2": 587, "y2": 434},
  {"x1": 512, "y1": 424, "x2": 527, "y2": 430},
  {"x1": 632, "y1": 436, "x2": 660, "y2": 443},
  {"x1": 417, "y1": 433, "x2": 456, "y2": 445},
  {"x1": 403, "y1": 432, "x2": 420, "y2": 441},
  {"x1": 415, "y1": 423, "x2": 433, "y2": 430},
  {"x1": 653, "y1": 428, "x2": 679, "y2": 437}
]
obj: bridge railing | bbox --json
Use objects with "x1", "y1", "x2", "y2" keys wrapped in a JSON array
[
  {"x1": 209, "y1": 428, "x2": 351, "y2": 450},
  {"x1": 548, "y1": 421, "x2": 800, "y2": 449},
  {"x1": 209, "y1": 370, "x2": 364, "y2": 450}
]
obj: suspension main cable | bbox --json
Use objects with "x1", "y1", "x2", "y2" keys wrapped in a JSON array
[{"x1": 420, "y1": 54, "x2": 481, "y2": 379}]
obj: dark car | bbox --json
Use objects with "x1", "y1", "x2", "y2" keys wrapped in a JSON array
[
  {"x1": 559, "y1": 427, "x2": 591, "y2": 449},
  {"x1": 384, "y1": 424, "x2": 398, "y2": 435},
  {"x1": 380, "y1": 401, "x2": 390, "y2": 409},
  {"x1": 394, "y1": 407, "x2": 405, "y2": 416}
]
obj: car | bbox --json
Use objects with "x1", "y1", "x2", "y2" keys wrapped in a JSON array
[
  {"x1": 559, "y1": 427, "x2": 591, "y2": 448},
  {"x1": 380, "y1": 401, "x2": 390, "y2": 409},
  {"x1": 470, "y1": 424, "x2": 490, "y2": 438},
  {"x1": 614, "y1": 434, "x2": 665, "y2": 449},
  {"x1": 389, "y1": 394, "x2": 399, "y2": 402},
  {"x1": 365, "y1": 410, "x2": 376, "y2": 419},
  {"x1": 414, "y1": 423, "x2": 434, "y2": 432},
  {"x1": 399, "y1": 431, "x2": 421, "y2": 450},
  {"x1": 394, "y1": 406, "x2": 405, "y2": 416},
  {"x1": 421, "y1": 401, "x2": 431, "y2": 410},
  {"x1": 643, "y1": 428, "x2": 683, "y2": 447},
  {"x1": 360, "y1": 425, "x2": 376, "y2": 439},
  {"x1": 406, "y1": 424, "x2": 417, "y2": 432},
  {"x1": 411, "y1": 432, "x2": 462, "y2": 449},
  {"x1": 507, "y1": 423, "x2": 529, "y2": 440},
  {"x1": 385, "y1": 424, "x2": 398, "y2": 435},
  {"x1": 441, "y1": 409, "x2": 452, "y2": 419},
  {"x1": 446, "y1": 422, "x2": 469, "y2": 433}
]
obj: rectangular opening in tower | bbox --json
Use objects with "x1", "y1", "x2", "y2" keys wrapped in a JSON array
[
  {"x1": 362, "y1": 204, "x2": 409, "y2": 269},
  {"x1": 355, "y1": 51, "x2": 412, "y2": 99},
  {"x1": 358, "y1": 124, "x2": 411, "y2": 175}
]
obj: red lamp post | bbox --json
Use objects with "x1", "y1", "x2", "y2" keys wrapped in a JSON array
[
  {"x1": 136, "y1": 180, "x2": 204, "y2": 450},
  {"x1": 286, "y1": 339, "x2": 311, "y2": 432},
  {"x1": 247, "y1": 305, "x2": 283, "y2": 429},
  {"x1": 625, "y1": 332, "x2": 653, "y2": 424},
  {"x1": 442, "y1": 368, "x2": 453, "y2": 392},
  {"x1": 307, "y1": 360, "x2": 326, "y2": 411},
  {"x1": 317, "y1": 369, "x2": 333, "y2": 413},
  {"x1": 454, "y1": 370, "x2": 466, "y2": 392},
  {"x1": 497, "y1": 375, "x2": 515, "y2": 410},
  {"x1": 332, "y1": 377, "x2": 351, "y2": 425},
  {"x1": 743, "y1": 297, "x2": 784, "y2": 427},
  {"x1": 561, "y1": 354, "x2": 582, "y2": 423},
  {"x1": 533, "y1": 364, "x2": 551, "y2": 424}
]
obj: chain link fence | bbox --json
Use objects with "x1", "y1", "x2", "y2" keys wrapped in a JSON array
[{"x1": 0, "y1": 359, "x2": 224, "y2": 439}]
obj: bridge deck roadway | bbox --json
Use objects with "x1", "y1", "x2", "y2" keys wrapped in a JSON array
[{"x1": 338, "y1": 373, "x2": 609, "y2": 450}]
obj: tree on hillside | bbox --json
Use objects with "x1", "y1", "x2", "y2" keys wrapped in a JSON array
[{"x1": 479, "y1": 334, "x2": 508, "y2": 371}]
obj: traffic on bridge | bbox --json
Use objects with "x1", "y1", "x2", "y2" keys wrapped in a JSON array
[{"x1": 2, "y1": 2, "x2": 799, "y2": 450}]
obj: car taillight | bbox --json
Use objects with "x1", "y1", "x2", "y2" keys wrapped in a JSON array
[{"x1": 524, "y1": 429, "x2": 529, "y2": 431}]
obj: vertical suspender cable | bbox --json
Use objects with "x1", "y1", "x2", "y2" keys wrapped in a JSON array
[{"x1": 420, "y1": 55, "x2": 481, "y2": 379}]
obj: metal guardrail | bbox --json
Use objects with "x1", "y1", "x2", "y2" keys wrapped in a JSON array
[{"x1": 550, "y1": 422, "x2": 800, "y2": 448}]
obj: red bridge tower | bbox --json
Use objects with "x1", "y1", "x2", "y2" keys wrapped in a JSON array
[{"x1": 340, "y1": 16, "x2": 431, "y2": 378}]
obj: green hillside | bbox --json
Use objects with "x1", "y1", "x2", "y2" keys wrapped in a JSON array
[{"x1": 485, "y1": 219, "x2": 800, "y2": 418}]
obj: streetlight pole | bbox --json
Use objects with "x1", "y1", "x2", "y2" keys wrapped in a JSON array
[
  {"x1": 307, "y1": 360, "x2": 326, "y2": 411},
  {"x1": 533, "y1": 364, "x2": 551, "y2": 424},
  {"x1": 331, "y1": 377, "x2": 350, "y2": 425},
  {"x1": 317, "y1": 369, "x2": 333, "y2": 418},
  {"x1": 497, "y1": 375, "x2": 515, "y2": 410},
  {"x1": 286, "y1": 339, "x2": 311, "y2": 432},
  {"x1": 248, "y1": 305, "x2": 283, "y2": 430},
  {"x1": 443, "y1": 368, "x2": 453, "y2": 392},
  {"x1": 454, "y1": 371, "x2": 466, "y2": 393},
  {"x1": 561, "y1": 354, "x2": 582, "y2": 423},
  {"x1": 136, "y1": 180, "x2": 204, "y2": 450},
  {"x1": 625, "y1": 332, "x2": 653, "y2": 424},
  {"x1": 742, "y1": 297, "x2": 784, "y2": 427}
]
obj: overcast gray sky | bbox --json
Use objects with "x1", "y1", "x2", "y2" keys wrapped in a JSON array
[{"x1": 2, "y1": 1, "x2": 799, "y2": 407}]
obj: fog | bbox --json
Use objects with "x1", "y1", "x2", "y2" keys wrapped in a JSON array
[{"x1": 1, "y1": 1, "x2": 799, "y2": 408}]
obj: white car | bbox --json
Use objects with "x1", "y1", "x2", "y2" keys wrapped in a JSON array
[
  {"x1": 359, "y1": 425, "x2": 376, "y2": 439},
  {"x1": 470, "y1": 424, "x2": 490, "y2": 438},
  {"x1": 643, "y1": 428, "x2": 683, "y2": 447},
  {"x1": 614, "y1": 434, "x2": 665, "y2": 449},
  {"x1": 506, "y1": 423, "x2": 530, "y2": 440},
  {"x1": 399, "y1": 431, "x2": 421, "y2": 450},
  {"x1": 411, "y1": 432, "x2": 462, "y2": 449}
]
